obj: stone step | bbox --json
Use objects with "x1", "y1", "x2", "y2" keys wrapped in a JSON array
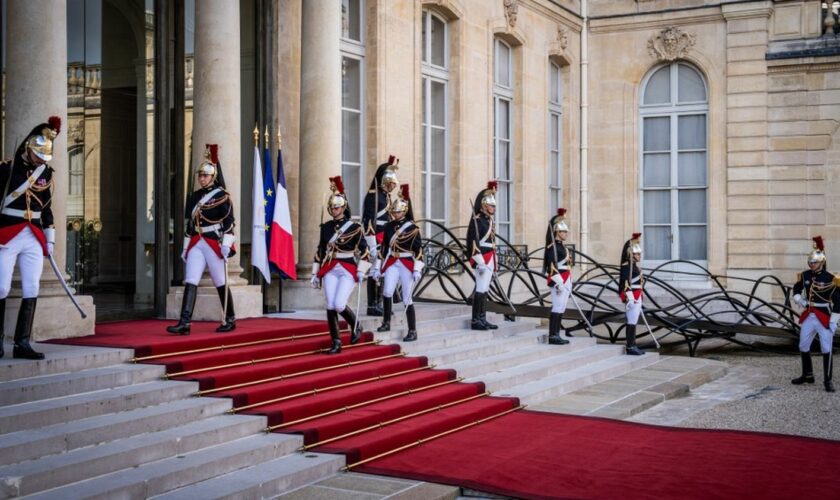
[
  {"x1": 375, "y1": 321, "x2": 534, "y2": 352},
  {"x1": 0, "y1": 362, "x2": 165, "y2": 406},
  {"x1": 448, "y1": 337, "x2": 598, "y2": 380},
  {"x1": 500, "y1": 352, "x2": 660, "y2": 405},
  {"x1": 0, "y1": 397, "x2": 232, "y2": 467},
  {"x1": 365, "y1": 314, "x2": 475, "y2": 337},
  {"x1": 0, "y1": 380, "x2": 197, "y2": 434},
  {"x1": 23, "y1": 433, "x2": 302, "y2": 500},
  {"x1": 0, "y1": 344, "x2": 133, "y2": 383},
  {"x1": 0, "y1": 414, "x2": 272, "y2": 497},
  {"x1": 151, "y1": 451, "x2": 344, "y2": 500},
  {"x1": 419, "y1": 330, "x2": 547, "y2": 366},
  {"x1": 466, "y1": 344, "x2": 627, "y2": 394}
]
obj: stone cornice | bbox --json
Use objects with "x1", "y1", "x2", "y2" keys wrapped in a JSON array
[
  {"x1": 720, "y1": 1, "x2": 773, "y2": 21},
  {"x1": 766, "y1": 55, "x2": 840, "y2": 74},
  {"x1": 589, "y1": 8, "x2": 723, "y2": 34},
  {"x1": 521, "y1": 0, "x2": 583, "y2": 33}
]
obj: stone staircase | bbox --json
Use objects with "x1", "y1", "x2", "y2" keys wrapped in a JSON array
[{"x1": 0, "y1": 303, "x2": 660, "y2": 498}]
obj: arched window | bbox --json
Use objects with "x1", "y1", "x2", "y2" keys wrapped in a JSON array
[
  {"x1": 494, "y1": 38, "x2": 513, "y2": 240},
  {"x1": 639, "y1": 62, "x2": 708, "y2": 268},
  {"x1": 421, "y1": 10, "x2": 449, "y2": 235},
  {"x1": 341, "y1": 0, "x2": 365, "y2": 216}
]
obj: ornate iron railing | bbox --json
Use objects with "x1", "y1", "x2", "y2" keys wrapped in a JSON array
[{"x1": 413, "y1": 220, "x2": 810, "y2": 356}]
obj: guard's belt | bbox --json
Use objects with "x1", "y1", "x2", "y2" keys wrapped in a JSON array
[
  {"x1": 1, "y1": 208, "x2": 40, "y2": 220},
  {"x1": 333, "y1": 252, "x2": 355, "y2": 259},
  {"x1": 199, "y1": 224, "x2": 222, "y2": 234},
  {"x1": 479, "y1": 242, "x2": 494, "y2": 248},
  {"x1": 809, "y1": 302, "x2": 830, "y2": 309},
  {"x1": 396, "y1": 252, "x2": 414, "y2": 258}
]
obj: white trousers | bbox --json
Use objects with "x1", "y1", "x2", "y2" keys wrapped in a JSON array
[
  {"x1": 383, "y1": 260, "x2": 414, "y2": 306},
  {"x1": 625, "y1": 297, "x2": 642, "y2": 325},
  {"x1": 474, "y1": 255, "x2": 495, "y2": 293},
  {"x1": 549, "y1": 276, "x2": 572, "y2": 314},
  {"x1": 799, "y1": 313, "x2": 833, "y2": 354},
  {"x1": 0, "y1": 226, "x2": 44, "y2": 299},
  {"x1": 185, "y1": 238, "x2": 227, "y2": 287},
  {"x1": 323, "y1": 264, "x2": 356, "y2": 312}
]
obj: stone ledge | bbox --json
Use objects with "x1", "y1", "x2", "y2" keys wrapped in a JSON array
[{"x1": 166, "y1": 284, "x2": 262, "y2": 321}]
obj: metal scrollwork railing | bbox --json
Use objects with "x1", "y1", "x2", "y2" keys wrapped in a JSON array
[{"x1": 413, "y1": 220, "x2": 811, "y2": 356}]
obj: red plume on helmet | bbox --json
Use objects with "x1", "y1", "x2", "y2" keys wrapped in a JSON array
[
  {"x1": 632, "y1": 232, "x2": 642, "y2": 240},
  {"x1": 330, "y1": 176, "x2": 345, "y2": 194},
  {"x1": 487, "y1": 180, "x2": 498, "y2": 191},
  {"x1": 557, "y1": 208, "x2": 566, "y2": 217},
  {"x1": 48, "y1": 116, "x2": 62, "y2": 135},
  {"x1": 388, "y1": 154, "x2": 397, "y2": 165},
  {"x1": 400, "y1": 184, "x2": 410, "y2": 201},
  {"x1": 813, "y1": 236, "x2": 825, "y2": 251}
]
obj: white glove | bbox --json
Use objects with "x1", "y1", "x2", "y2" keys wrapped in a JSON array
[
  {"x1": 310, "y1": 275, "x2": 320, "y2": 289},
  {"x1": 413, "y1": 270, "x2": 422, "y2": 283},
  {"x1": 357, "y1": 271, "x2": 366, "y2": 282},
  {"x1": 47, "y1": 242, "x2": 54, "y2": 256},
  {"x1": 372, "y1": 267, "x2": 381, "y2": 280},
  {"x1": 476, "y1": 263, "x2": 490, "y2": 275},
  {"x1": 625, "y1": 300, "x2": 634, "y2": 311},
  {"x1": 44, "y1": 228, "x2": 55, "y2": 256},
  {"x1": 221, "y1": 245, "x2": 231, "y2": 259},
  {"x1": 830, "y1": 322, "x2": 838, "y2": 334},
  {"x1": 181, "y1": 248, "x2": 187, "y2": 262}
]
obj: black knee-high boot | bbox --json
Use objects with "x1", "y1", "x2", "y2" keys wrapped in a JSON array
[
  {"x1": 366, "y1": 279, "x2": 383, "y2": 316},
  {"x1": 377, "y1": 297, "x2": 392, "y2": 332},
  {"x1": 167, "y1": 284, "x2": 197, "y2": 335},
  {"x1": 792, "y1": 352, "x2": 815, "y2": 384},
  {"x1": 13, "y1": 298, "x2": 44, "y2": 360},
  {"x1": 0, "y1": 298, "x2": 5, "y2": 359},
  {"x1": 823, "y1": 353, "x2": 835, "y2": 392},
  {"x1": 215, "y1": 286, "x2": 236, "y2": 332},
  {"x1": 326, "y1": 310, "x2": 342, "y2": 354},
  {"x1": 625, "y1": 324, "x2": 645, "y2": 355},
  {"x1": 340, "y1": 306, "x2": 362, "y2": 344},
  {"x1": 548, "y1": 313, "x2": 569, "y2": 345},
  {"x1": 479, "y1": 292, "x2": 498, "y2": 330},
  {"x1": 471, "y1": 293, "x2": 488, "y2": 331},
  {"x1": 403, "y1": 304, "x2": 417, "y2": 342}
]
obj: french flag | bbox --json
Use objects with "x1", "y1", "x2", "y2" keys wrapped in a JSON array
[{"x1": 268, "y1": 145, "x2": 298, "y2": 279}]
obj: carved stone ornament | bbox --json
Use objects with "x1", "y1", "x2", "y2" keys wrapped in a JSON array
[
  {"x1": 504, "y1": 0, "x2": 518, "y2": 29},
  {"x1": 647, "y1": 26, "x2": 696, "y2": 61},
  {"x1": 557, "y1": 26, "x2": 569, "y2": 50}
]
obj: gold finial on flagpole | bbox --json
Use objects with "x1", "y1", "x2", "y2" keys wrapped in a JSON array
[
  {"x1": 253, "y1": 124, "x2": 259, "y2": 146},
  {"x1": 264, "y1": 126, "x2": 270, "y2": 149},
  {"x1": 277, "y1": 131, "x2": 282, "y2": 150}
]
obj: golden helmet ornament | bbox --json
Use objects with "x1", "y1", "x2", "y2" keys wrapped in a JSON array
[{"x1": 26, "y1": 116, "x2": 61, "y2": 162}]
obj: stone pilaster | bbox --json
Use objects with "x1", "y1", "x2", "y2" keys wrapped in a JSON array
[
  {"x1": 3, "y1": 0, "x2": 95, "y2": 339},
  {"x1": 166, "y1": 0, "x2": 262, "y2": 320}
]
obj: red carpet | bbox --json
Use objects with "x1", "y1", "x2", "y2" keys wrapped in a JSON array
[{"x1": 51, "y1": 318, "x2": 840, "y2": 500}]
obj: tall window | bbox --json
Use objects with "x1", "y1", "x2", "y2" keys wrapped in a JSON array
[
  {"x1": 421, "y1": 10, "x2": 449, "y2": 235},
  {"x1": 493, "y1": 39, "x2": 513, "y2": 241},
  {"x1": 548, "y1": 61, "x2": 563, "y2": 213},
  {"x1": 341, "y1": 0, "x2": 364, "y2": 215},
  {"x1": 640, "y1": 62, "x2": 708, "y2": 267}
]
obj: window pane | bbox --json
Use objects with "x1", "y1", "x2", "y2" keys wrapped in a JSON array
[
  {"x1": 431, "y1": 15, "x2": 445, "y2": 67},
  {"x1": 550, "y1": 113, "x2": 559, "y2": 149},
  {"x1": 431, "y1": 127, "x2": 445, "y2": 173},
  {"x1": 431, "y1": 80, "x2": 445, "y2": 127},
  {"x1": 678, "y1": 190, "x2": 706, "y2": 224},
  {"x1": 678, "y1": 64, "x2": 706, "y2": 103},
  {"x1": 497, "y1": 141, "x2": 510, "y2": 179},
  {"x1": 421, "y1": 13, "x2": 428, "y2": 63},
  {"x1": 431, "y1": 174, "x2": 446, "y2": 219},
  {"x1": 550, "y1": 187, "x2": 561, "y2": 213},
  {"x1": 550, "y1": 152, "x2": 560, "y2": 185},
  {"x1": 497, "y1": 183, "x2": 510, "y2": 223},
  {"x1": 496, "y1": 99, "x2": 510, "y2": 139},
  {"x1": 421, "y1": 125, "x2": 427, "y2": 171},
  {"x1": 643, "y1": 191, "x2": 670, "y2": 224},
  {"x1": 643, "y1": 66, "x2": 670, "y2": 105},
  {"x1": 678, "y1": 115, "x2": 706, "y2": 150},
  {"x1": 643, "y1": 153, "x2": 670, "y2": 187},
  {"x1": 643, "y1": 226, "x2": 672, "y2": 260},
  {"x1": 342, "y1": 110, "x2": 360, "y2": 163},
  {"x1": 495, "y1": 41, "x2": 510, "y2": 87},
  {"x1": 342, "y1": 57, "x2": 361, "y2": 109},
  {"x1": 643, "y1": 117, "x2": 669, "y2": 151},
  {"x1": 550, "y1": 63, "x2": 560, "y2": 103},
  {"x1": 678, "y1": 152, "x2": 706, "y2": 186},
  {"x1": 342, "y1": 164, "x2": 360, "y2": 214},
  {"x1": 679, "y1": 226, "x2": 707, "y2": 260},
  {"x1": 341, "y1": 0, "x2": 361, "y2": 41}
]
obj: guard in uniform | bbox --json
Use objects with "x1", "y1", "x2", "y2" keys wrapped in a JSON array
[
  {"x1": 791, "y1": 236, "x2": 840, "y2": 392},
  {"x1": 618, "y1": 233, "x2": 645, "y2": 355},
  {"x1": 375, "y1": 185, "x2": 424, "y2": 341},
  {"x1": 311, "y1": 176, "x2": 370, "y2": 354},
  {"x1": 0, "y1": 117, "x2": 61, "y2": 360},
  {"x1": 544, "y1": 208, "x2": 572, "y2": 345},
  {"x1": 167, "y1": 145, "x2": 237, "y2": 335},
  {"x1": 362, "y1": 155, "x2": 399, "y2": 316},
  {"x1": 466, "y1": 181, "x2": 498, "y2": 331}
]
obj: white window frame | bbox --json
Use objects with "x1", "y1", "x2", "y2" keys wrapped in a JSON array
[
  {"x1": 340, "y1": 1, "x2": 365, "y2": 217},
  {"x1": 493, "y1": 38, "x2": 513, "y2": 242},
  {"x1": 548, "y1": 61, "x2": 563, "y2": 213},
  {"x1": 421, "y1": 10, "x2": 449, "y2": 236},
  {"x1": 639, "y1": 62, "x2": 709, "y2": 274}
]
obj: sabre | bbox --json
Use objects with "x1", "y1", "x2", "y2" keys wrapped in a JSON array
[
  {"x1": 567, "y1": 290, "x2": 594, "y2": 334},
  {"x1": 639, "y1": 304, "x2": 661, "y2": 349},
  {"x1": 48, "y1": 254, "x2": 86, "y2": 319},
  {"x1": 354, "y1": 277, "x2": 362, "y2": 336},
  {"x1": 221, "y1": 259, "x2": 229, "y2": 326}
]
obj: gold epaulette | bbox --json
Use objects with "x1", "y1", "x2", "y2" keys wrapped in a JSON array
[{"x1": 834, "y1": 273, "x2": 840, "y2": 287}]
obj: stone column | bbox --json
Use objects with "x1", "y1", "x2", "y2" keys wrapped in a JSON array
[
  {"x1": 166, "y1": 0, "x2": 262, "y2": 320},
  {"x1": 297, "y1": 0, "x2": 341, "y2": 274},
  {"x1": 4, "y1": 0, "x2": 95, "y2": 339}
]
